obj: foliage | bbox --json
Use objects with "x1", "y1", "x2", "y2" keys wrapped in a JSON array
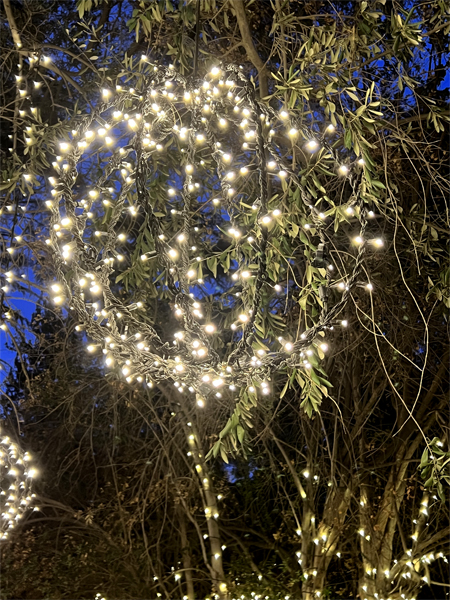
[{"x1": 420, "y1": 438, "x2": 450, "y2": 502}]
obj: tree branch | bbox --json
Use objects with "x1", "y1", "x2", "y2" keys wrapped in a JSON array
[
  {"x1": 3, "y1": 0, "x2": 22, "y2": 49},
  {"x1": 229, "y1": 0, "x2": 268, "y2": 99}
]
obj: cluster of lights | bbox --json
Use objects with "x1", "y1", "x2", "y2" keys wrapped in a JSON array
[
  {"x1": 84, "y1": 445, "x2": 439, "y2": 598},
  {"x1": 20, "y1": 62, "x2": 383, "y2": 411},
  {"x1": 2, "y1": 39, "x2": 447, "y2": 600},
  {"x1": 0, "y1": 432, "x2": 37, "y2": 541},
  {"x1": 132, "y1": 422, "x2": 228, "y2": 598},
  {"x1": 354, "y1": 489, "x2": 448, "y2": 600},
  {"x1": 2, "y1": 64, "x2": 389, "y2": 597}
]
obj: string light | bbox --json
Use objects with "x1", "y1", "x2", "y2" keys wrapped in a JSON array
[
  {"x1": 12, "y1": 61, "x2": 388, "y2": 465},
  {"x1": 0, "y1": 431, "x2": 37, "y2": 540}
]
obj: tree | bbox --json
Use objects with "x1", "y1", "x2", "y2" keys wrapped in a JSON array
[{"x1": 1, "y1": 1, "x2": 449, "y2": 599}]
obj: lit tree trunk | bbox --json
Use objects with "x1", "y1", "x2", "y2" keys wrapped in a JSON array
[
  {"x1": 160, "y1": 386, "x2": 229, "y2": 598},
  {"x1": 272, "y1": 431, "x2": 353, "y2": 600},
  {"x1": 178, "y1": 507, "x2": 195, "y2": 600},
  {"x1": 187, "y1": 425, "x2": 229, "y2": 599}
]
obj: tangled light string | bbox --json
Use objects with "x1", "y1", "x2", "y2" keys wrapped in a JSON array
[
  {"x1": 42, "y1": 62, "x2": 379, "y2": 403},
  {"x1": 0, "y1": 431, "x2": 37, "y2": 540}
]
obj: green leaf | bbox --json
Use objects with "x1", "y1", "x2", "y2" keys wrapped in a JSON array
[
  {"x1": 420, "y1": 448, "x2": 429, "y2": 469},
  {"x1": 371, "y1": 180, "x2": 386, "y2": 190},
  {"x1": 347, "y1": 90, "x2": 360, "y2": 102},
  {"x1": 206, "y1": 257, "x2": 217, "y2": 278},
  {"x1": 220, "y1": 446, "x2": 229, "y2": 464},
  {"x1": 280, "y1": 379, "x2": 289, "y2": 399},
  {"x1": 344, "y1": 129, "x2": 352, "y2": 149}
]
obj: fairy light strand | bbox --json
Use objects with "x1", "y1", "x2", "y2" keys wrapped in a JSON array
[
  {"x1": 20, "y1": 62, "x2": 381, "y2": 408},
  {"x1": 0, "y1": 431, "x2": 37, "y2": 541}
]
